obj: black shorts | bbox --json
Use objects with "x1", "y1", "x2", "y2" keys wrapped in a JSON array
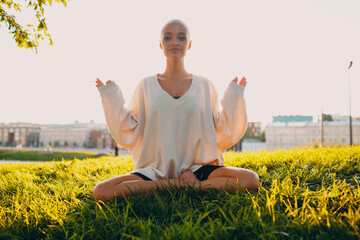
[{"x1": 130, "y1": 165, "x2": 224, "y2": 182}]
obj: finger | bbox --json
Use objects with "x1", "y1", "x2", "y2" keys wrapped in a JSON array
[
  {"x1": 95, "y1": 81, "x2": 104, "y2": 88},
  {"x1": 106, "y1": 80, "x2": 112, "y2": 84},
  {"x1": 239, "y1": 77, "x2": 247, "y2": 87},
  {"x1": 96, "y1": 79, "x2": 104, "y2": 86},
  {"x1": 239, "y1": 81, "x2": 247, "y2": 87},
  {"x1": 232, "y1": 76, "x2": 238, "y2": 84}
]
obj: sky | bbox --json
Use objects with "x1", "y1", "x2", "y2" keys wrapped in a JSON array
[{"x1": 1, "y1": 0, "x2": 359, "y2": 127}]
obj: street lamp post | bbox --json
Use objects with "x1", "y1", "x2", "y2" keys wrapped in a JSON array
[
  {"x1": 348, "y1": 61, "x2": 353, "y2": 146},
  {"x1": 320, "y1": 108, "x2": 323, "y2": 147}
]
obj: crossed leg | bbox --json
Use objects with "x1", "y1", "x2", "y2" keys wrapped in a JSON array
[
  {"x1": 196, "y1": 166, "x2": 259, "y2": 192},
  {"x1": 92, "y1": 167, "x2": 259, "y2": 202},
  {"x1": 92, "y1": 173, "x2": 198, "y2": 202}
]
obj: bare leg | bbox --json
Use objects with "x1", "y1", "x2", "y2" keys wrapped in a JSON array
[
  {"x1": 93, "y1": 167, "x2": 258, "y2": 202},
  {"x1": 93, "y1": 173, "x2": 144, "y2": 201},
  {"x1": 116, "y1": 168, "x2": 257, "y2": 200},
  {"x1": 93, "y1": 170, "x2": 199, "y2": 202},
  {"x1": 196, "y1": 177, "x2": 245, "y2": 192},
  {"x1": 195, "y1": 166, "x2": 259, "y2": 192},
  {"x1": 117, "y1": 170, "x2": 199, "y2": 197}
]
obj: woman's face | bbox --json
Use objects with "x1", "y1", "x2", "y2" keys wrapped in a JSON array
[{"x1": 160, "y1": 23, "x2": 192, "y2": 59}]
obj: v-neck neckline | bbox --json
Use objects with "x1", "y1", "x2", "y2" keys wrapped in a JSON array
[{"x1": 154, "y1": 74, "x2": 196, "y2": 104}]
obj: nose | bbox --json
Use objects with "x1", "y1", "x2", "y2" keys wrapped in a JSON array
[{"x1": 170, "y1": 39, "x2": 179, "y2": 46}]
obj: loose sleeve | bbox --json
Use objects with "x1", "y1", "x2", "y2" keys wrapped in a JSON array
[
  {"x1": 98, "y1": 81, "x2": 143, "y2": 149},
  {"x1": 211, "y1": 81, "x2": 248, "y2": 151}
]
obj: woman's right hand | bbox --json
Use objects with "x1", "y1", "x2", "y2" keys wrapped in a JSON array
[{"x1": 96, "y1": 78, "x2": 112, "y2": 88}]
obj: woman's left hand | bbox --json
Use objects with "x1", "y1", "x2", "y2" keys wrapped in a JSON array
[
  {"x1": 95, "y1": 78, "x2": 112, "y2": 88},
  {"x1": 232, "y1": 76, "x2": 247, "y2": 87}
]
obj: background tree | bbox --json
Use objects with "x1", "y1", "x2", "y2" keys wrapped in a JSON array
[
  {"x1": 260, "y1": 130, "x2": 266, "y2": 142},
  {"x1": 54, "y1": 140, "x2": 60, "y2": 148},
  {"x1": 322, "y1": 113, "x2": 334, "y2": 122},
  {"x1": 0, "y1": 0, "x2": 69, "y2": 53}
]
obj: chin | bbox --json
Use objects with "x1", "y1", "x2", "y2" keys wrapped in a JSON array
[{"x1": 165, "y1": 53, "x2": 187, "y2": 59}]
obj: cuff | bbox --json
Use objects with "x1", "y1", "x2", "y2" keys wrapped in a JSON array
[
  {"x1": 98, "y1": 81, "x2": 118, "y2": 96},
  {"x1": 229, "y1": 81, "x2": 245, "y2": 95}
]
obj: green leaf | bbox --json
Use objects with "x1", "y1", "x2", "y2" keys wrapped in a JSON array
[
  {"x1": 1, "y1": 0, "x2": 70, "y2": 52},
  {"x1": 37, "y1": 21, "x2": 43, "y2": 30}
]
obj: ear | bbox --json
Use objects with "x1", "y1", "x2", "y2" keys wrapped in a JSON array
[
  {"x1": 159, "y1": 41, "x2": 163, "y2": 50},
  {"x1": 188, "y1": 40, "x2": 192, "y2": 50}
]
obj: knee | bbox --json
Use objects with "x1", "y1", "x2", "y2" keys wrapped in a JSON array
[
  {"x1": 233, "y1": 169, "x2": 259, "y2": 191},
  {"x1": 246, "y1": 170, "x2": 259, "y2": 191},
  {"x1": 93, "y1": 182, "x2": 110, "y2": 202}
]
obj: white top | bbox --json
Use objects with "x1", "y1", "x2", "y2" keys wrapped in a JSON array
[{"x1": 98, "y1": 74, "x2": 247, "y2": 180}]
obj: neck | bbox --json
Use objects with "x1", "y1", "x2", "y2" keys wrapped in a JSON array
[{"x1": 162, "y1": 58, "x2": 189, "y2": 78}]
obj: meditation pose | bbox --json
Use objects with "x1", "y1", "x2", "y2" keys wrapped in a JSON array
[{"x1": 93, "y1": 19, "x2": 259, "y2": 202}]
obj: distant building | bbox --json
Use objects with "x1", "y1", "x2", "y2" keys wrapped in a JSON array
[
  {"x1": 246, "y1": 122, "x2": 262, "y2": 138},
  {"x1": 95, "y1": 130, "x2": 117, "y2": 149},
  {"x1": 330, "y1": 114, "x2": 359, "y2": 122},
  {"x1": 0, "y1": 121, "x2": 124, "y2": 150},
  {"x1": 273, "y1": 115, "x2": 313, "y2": 123},
  {"x1": 242, "y1": 138, "x2": 266, "y2": 152},
  {"x1": 39, "y1": 122, "x2": 107, "y2": 148},
  {"x1": 229, "y1": 122, "x2": 263, "y2": 152},
  {"x1": 265, "y1": 120, "x2": 360, "y2": 150},
  {"x1": 0, "y1": 122, "x2": 41, "y2": 147},
  {"x1": 90, "y1": 130, "x2": 103, "y2": 148}
]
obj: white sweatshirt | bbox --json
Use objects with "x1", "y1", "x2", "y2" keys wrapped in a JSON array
[{"x1": 98, "y1": 74, "x2": 247, "y2": 180}]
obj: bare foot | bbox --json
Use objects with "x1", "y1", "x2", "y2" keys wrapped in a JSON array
[{"x1": 179, "y1": 169, "x2": 200, "y2": 186}]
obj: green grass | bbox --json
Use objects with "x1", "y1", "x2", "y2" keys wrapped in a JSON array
[
  {"x1": 0, "y1": 149, "x2": 105, "y2": 162},
  {"x1": 0, "y1": 146, "x2": 359, "y2": 239}
]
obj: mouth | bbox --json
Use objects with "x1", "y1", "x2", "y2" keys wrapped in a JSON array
[{"x1": 170, "y1": 48, "x2": 180, "y2": 51}]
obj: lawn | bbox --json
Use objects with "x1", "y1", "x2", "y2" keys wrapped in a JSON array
[
  {"x1": 0, "y1": 146, "x2": 359, "y2": 239},
  {"x1": 0, "y1": 149, "x2": 105, "y2": 162}
]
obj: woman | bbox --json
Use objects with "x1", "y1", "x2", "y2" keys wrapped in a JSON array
[{"x1": 93, "y1": 19, "x2": 259, "y2": 202}]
